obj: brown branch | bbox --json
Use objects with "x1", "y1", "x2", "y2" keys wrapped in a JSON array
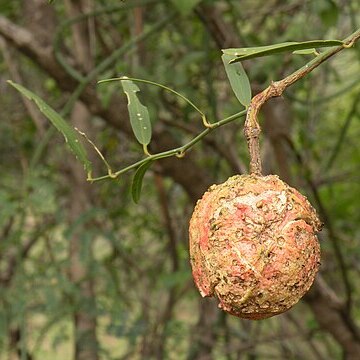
[
  {"x1": 1, "y1": 238, "x2": 38, "y2": 286},
  {"x1": 154, "y1": 173, "x2": 178, "y2": 271},
  {"x1": 63, "y1": 2, "x2": 99, "y2": 360},
  {"x1": 161, "y1": 118, "x2": 246, "y2": 174},
  {"x1": 0, "y1": 14, "x2": 210, "y2": 201},
  {"x1": 133, "y1": 6, "x2": 146, "y2": 64},
  {"x1": 0, "y1": 38, "x2": 47, "y2": 136},
  {"x1": 0, "y1": 219, "x2": 54, "y2": 287},
  {"x1": 285, "y1": 313, "x2": 327, "y2": 360},
  {"x1": 152, "y1": 173, "x2": 184, "y2": 358},
  {"x1": 195, "y1": 3, "x2": 239, "y2": 49},
  {"x1": 284, "y1": 135, "x2": 354, "y2": 312},
  {"x1": 244, "y1": 27, "x2": 360, "y2": 175},
  {"x1": 9, "y1": 327, "x2": 33, "y2": 360},
  {"x1": 275, "y1": 129, "x2": 360, "y2": 358},
  {"x1": 0, "y1": 15, "x2": 77, "y2": 91},
  {"x1": 305, "y1": 276, "x2": 360, "y2": 360},
  {"x1": 0, "y1": 216, "x2": 14, "y2": 245}
]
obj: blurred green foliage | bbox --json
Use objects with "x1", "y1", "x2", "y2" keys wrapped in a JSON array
[{"x1": 0, "y1": 0, "x2": 359, "y2": 359}]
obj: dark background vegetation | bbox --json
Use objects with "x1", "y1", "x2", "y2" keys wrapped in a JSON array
[{"x1": 0, "y1": 0, "x2": 359, "y2": 359}]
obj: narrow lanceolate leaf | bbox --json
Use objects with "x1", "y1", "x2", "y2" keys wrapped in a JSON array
[
  {"x1": 222, "y1": 40, "x2": 343, "y2": 63},
  {"x1": 7, "y1": 81, "x2": 92, "y2": 175},
  {"x1": 222, "y1": 54, "x2": 252, "y2": 108},
  {"x1": 121, "y1": 78, "x2": 152, "y2": 146},
  {"x1": 131, "y1": 161, "x2": 153, "y2": 203}
]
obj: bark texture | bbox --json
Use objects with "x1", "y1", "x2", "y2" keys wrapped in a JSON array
[{"x1": 190, "y1": 175, "x2": 321, "y2": 319}]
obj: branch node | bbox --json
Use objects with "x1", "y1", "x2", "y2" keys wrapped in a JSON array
[
  {"x1": 176, "y1": 150, "x2": 185, "y2": 158},
  {"x1": 343, "y1": 39, "x2": 356, "y2": 48}
]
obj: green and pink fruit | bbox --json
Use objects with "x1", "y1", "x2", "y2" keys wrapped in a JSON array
[{"x1": 189, "y1": 175, "x2": 322, "y2": 320}]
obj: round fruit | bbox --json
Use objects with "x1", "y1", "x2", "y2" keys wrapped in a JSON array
[{"x1": 189, "y1": 175, "x2": 322, "y2": 320}]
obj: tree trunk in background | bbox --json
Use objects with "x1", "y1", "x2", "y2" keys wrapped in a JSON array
[
  {"x1": 64, "y1": 1, "x2": 98, "y2": 359},
  {"x1": 2, "y1": 2, "x2": 57, "y2": 359},
  {"x1": 262, "y1": 98, "x2": 294, "y2": 185},
  {"x1": 68, "y1": 105, "x2": 99, "y2": 360},
  {"x1": 22, "y1": 0, "x2": 56, "y2": 46},
  {"x1": 187, "y1": 298, "x2": 219, "y2": 360},
  {"x1": 306, "y1": 277, "x2": 360, "y2": 360},
  {"x1": 186, "y1": 5, "x2": 244, "y2": 358},
  {"x1": 263, "y1": 99, "x2": 360, "y2": 360}
]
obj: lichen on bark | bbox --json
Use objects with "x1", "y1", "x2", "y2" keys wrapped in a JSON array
[{"x1": 189, "y1": 175, "x2": 322, "y2": 319}]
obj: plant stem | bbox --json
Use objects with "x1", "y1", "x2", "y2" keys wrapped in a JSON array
[
  {"x1": 89, "y1": 109, "x2": 247, "y2": 182},
  {"x1": 27, "y1": 9, "x2": 175, "y2": 173},
  {"x1": 245, "y1": 27, "x2": 360, "y2": 175},
  {"x1": 98, "y1": 76, "x2": 210, "y2": 127}
]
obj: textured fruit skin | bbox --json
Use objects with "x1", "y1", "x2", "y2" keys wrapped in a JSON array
[{"x1": 189, "y1": 175, "x2": 322, "y2": 320}]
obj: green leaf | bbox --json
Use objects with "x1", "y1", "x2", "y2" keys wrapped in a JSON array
[
  {"x1": 170, "y1": 0, "x2": 201, "y2": 15},
  {"x1": 222, "y1": 40, "x2": 343, "y2": 63},
  {"x1": 7, "y1": 81, "x2": 92, "y2": 176},
  {"x1": 121, "y1": 78, "x2": 152, "y2": 146},
  {"x1": 293, "y1": 48, "x2": 317, "y2": 55},
  {"x1": 131, "y1": 161, "x2": 152, "y2": 203},
  {"x1": 222, "y1": 54, "x2": 252, "y2": 108}
]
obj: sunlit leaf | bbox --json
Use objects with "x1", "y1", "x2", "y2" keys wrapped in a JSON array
[
  {"x1": 121, "y1": 78, "x2": 152, "y2": 146},
  {"x1": 131, "y1": 161, "x2": 152, "y2": 203},
  {"x1": 222, "y1": 54, "x2": 252, "y2": 107},
  {"x1": 222, "y1": 40, "x2": 343, "y2": 63},
  {"x1": 7, "y1": 81, "x2": 92, "y2": 176}
]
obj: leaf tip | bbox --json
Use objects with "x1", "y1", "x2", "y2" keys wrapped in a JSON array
[{"x1": 7, "y1": 80, "x2": 17, "y2": 88}]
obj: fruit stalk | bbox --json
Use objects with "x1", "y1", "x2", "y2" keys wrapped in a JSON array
[{"x1": 244, "y1": 28, "x2": 360, "y2": 175}]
